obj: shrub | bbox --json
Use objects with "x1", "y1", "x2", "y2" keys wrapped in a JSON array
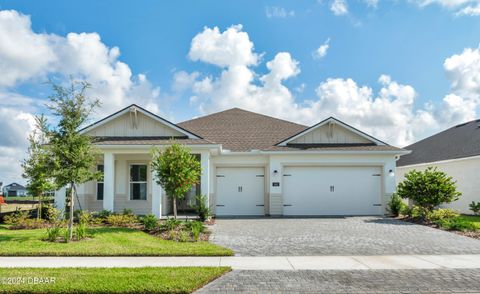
[
  {"x1": 105, "y1": 214, "x2": 138, "y2": 227},
  {"x1": 98, "y1": 209, "x2": 112, "y2": 218},
  {"x1": 45, "y1": 226, "x2": 62, "y2": 242},
  {"x1": 190, "y1": 194, "x2": 211, "y2": 222},
  {"x1": 63, "y1": 228, "x2": 70, "y2": 243},
  {"x1": 178, "y1": 230, "x2": 189, "y2": 242},
  {"x1": 187, "y1": 221, "x2": 204, "y2": 241},
  {"x1": 387, "y1": 193, "x2": 406, "y2": 217},
  {"x1": 75, "y1": 222, "x2": 88, "y2": 240},
  {"x1": 4, "y1": 211, "x2": 48, "y2": 229},
  {"x1": 399, "y1": 205, "x2": 412, "y2": 216},
  {"x1": 470, "y1": 201, "x2": 480, "y2": 215},
  {"x1": 435, "y1": 218, "x2": 477, "y2": 231},
  {"x1": 397, "y1": 167, "x2": 461, "y2": 211},
  {"x1": 41, "y1": 204, "x2": 60, "y2": 223},
  {"x1": 122, "y1": 208, "x2": 134, "y2": 216},
  {"x1": 160, "y1": 218, "x2": 181, "y2": 231},
  {"x1": 428, "y1": 208, "x2": 459, "y2": 222},
  {"x1": 410, "y1": 205, "x2": 429, "y2": 220},
  {"x1": 3, "y1": 210, "x2": 29, "y2": 226},
  {"x1": 78, "y1": 211, "x2": 94, "y2": 225},
  {"x1": 141, "y1": 214, "x2": 158, "y2": 231}
]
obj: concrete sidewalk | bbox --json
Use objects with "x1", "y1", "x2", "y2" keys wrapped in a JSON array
[{"x1": 2, "y1": 255, "x2": 480, "y2": 270}]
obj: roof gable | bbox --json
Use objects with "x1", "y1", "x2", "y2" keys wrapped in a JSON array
[
  {"x1": 276, "y1": 117, "x2": 386, "y2": 147},
  {"x1": 80, "y1": 104, "x2": 201, "y2": 139}
]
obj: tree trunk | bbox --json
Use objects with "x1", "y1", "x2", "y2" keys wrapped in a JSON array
[
  {"x1": 68, "y1": 183, "x2": 75, "y2": 241},
  {"x1": 173, "y1": 197, "x2": 177, "y2": 219},
  {"x1": 37, "y1": 193, "x2": 42, "y2": 220}
]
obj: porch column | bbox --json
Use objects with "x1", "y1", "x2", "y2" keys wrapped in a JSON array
[
  {"x1": 200, "y1": 151, "x2": 210, "y2": 206},
  {"x1": 151, "y1": 175, "x2": 163, "y2": 218},
  {"x1": 54, "y1": 186, "x2": 66, "y2": 214},
  {"x1": 103, "y1": 152, "x2": 115, "y2": 212}
]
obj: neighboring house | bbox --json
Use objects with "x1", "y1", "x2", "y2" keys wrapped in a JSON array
[
  {"x1": 397, "y1": 119, "x2": 480, "y2": 214},
  {"x1": 55, "y1": 104, "x2": 407, "y2": 217},
  {"x1": 3, "y1": 183, "x2": 27, "y2": 197}
]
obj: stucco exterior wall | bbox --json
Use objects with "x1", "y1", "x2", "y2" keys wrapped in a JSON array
[{"x1": 397, "y1": 156, "x2": 480, "y2": 214}]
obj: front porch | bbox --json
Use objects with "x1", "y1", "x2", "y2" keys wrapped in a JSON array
[{"x1": 54, "y1": 148, "x2": 213, "y2": 218}]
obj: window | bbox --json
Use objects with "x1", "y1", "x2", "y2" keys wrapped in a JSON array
[
  {"x1": 130, "y1": 164, "x2": 147, "y2": 200},
  {"x1": 97, "y1": 165, "x2": 104, "y2": 200}
]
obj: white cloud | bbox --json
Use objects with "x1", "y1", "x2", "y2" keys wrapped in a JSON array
[
  {"x1": 410, "y1": 0, "x2": 480, "y2": 16},
  {"x1": 0, "y1": 9, "x2": 164, "y2": 184},
  {"x1": 456, "y1": 4, "x2": 480, "y2": 15},
  {"x1": 183, "y1": 25, "x2": 480, "y2": 148},
  {"x1": 313, "y1": 38, "x2": 330, "y2": 60},
  {"x1": 331, "y1": 0, "x2": 349, "y2": 15},
  {"x1": 265, "y1": 6, "x2": 295, "y2": 18},
  {"x1": 188, "y1": 25, "x2": 259, "y2": 67},
  {"x1": 365, "y1": 0, "x2": 379, "y2": 8}
]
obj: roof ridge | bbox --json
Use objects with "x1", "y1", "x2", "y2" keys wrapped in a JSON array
[{"x1": 179, "y1": 107, "x2": 308, "y2": 128}]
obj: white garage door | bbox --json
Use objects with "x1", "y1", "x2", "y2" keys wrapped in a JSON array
[
  {"x1": 216, "y1": 167, "x2": 265, "y2": 216},
  {"x1": 283, "y1": 166, "x2": 382, "y2": 216}
]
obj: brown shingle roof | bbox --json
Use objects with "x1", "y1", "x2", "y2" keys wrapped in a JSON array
[{"x1": 178, "y1": 108, "x2": 307, "y2": 151}]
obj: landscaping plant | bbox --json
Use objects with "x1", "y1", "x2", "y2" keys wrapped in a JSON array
[
  {"x1": 387, "y1": 193, "x2": 406, "y2": 217},
  {"x1": 151, "y1": 143, "x2": 201, "y2": 219},
  {"x1": 470, "y1": 201, "x2": 480, "y2": 215},
  {"x1": 141, "y1": 214, "x2": 158, "y2": 231},
  {"x1": 427, "y1": 208, "x2": 459, "y2": 222},
  {"x1": 190, "y1": 194, "x2": 211, "y2": 221},
  {"x1": 42, "y1": 81, "x2": 101, "y2": 241},
  {"x1": 397, "y1": 167, "x2": 461, "y2": 212},
  {"x1": 22, "y1": 115, "x2": 56, "y2": 220}
]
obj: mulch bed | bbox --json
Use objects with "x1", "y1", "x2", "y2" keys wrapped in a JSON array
[{"x1": 396, "y1": 216, "x2": 480, "y2": 240}]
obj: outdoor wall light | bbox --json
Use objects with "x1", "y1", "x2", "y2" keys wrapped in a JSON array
[{"x1": 388, "y1": 169, "x2": 394, "y2": 177}]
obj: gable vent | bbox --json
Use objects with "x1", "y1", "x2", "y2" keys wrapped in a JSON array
[{"x1": 129, "y1": 106, "x2": 139, "y2": 129}]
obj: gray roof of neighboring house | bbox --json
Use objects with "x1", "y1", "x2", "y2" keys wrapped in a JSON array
[
  {"x1": 397, "y1": 119, "x2": 480, "y2": 167},
  {"x1": 4, "y1": 182, "x2": 26, "y2": 191}
]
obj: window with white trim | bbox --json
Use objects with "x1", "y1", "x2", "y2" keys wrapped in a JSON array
[
  {"x1": 97, "y1": 165, "x2": 104, "y2": 200},
  {"x1": 130, "y1": 164, "x2": 147, "y2": 200}
]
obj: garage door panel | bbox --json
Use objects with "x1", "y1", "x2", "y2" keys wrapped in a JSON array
[
  {"x1": 216, "y1": 167, "x2": 265, "y2": 216},
  {"x1": 283, "y1": 166, "x2": 382, "y2": 216}
]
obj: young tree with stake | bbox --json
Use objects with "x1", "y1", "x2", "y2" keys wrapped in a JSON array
[
  {"x1": 22, "y1": 115, "x2": 55, "y2": 219},
  {"x1": 46, "y1": 81, "x2": 100, "y2": 240},
  {"x1": 151, "y1": 143, "x2": 201, "y2": 219}
]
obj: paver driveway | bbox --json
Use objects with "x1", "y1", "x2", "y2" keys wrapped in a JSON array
[
  {"x1": 209, "y1": 217, "x2": 480, "y2": 256},
  {"x1": 197, "y1": 269, "x2": 480, "y2": 293}
]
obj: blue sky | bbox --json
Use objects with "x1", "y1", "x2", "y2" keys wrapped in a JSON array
[{"x1": 1, "y1": 0, "x2": 480, "y2": 183}]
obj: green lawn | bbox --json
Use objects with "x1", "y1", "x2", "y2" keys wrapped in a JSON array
[
  {"x1": 0, "y1": 226, "x2": 233, "y2": 256},
  {"x1": 0, "y1": 267, "x2": 230, "y2": 293}
]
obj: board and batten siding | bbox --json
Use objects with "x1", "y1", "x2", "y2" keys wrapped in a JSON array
[
  {"x1": 290, "y1": 124, "x2": 371, "y2": 144},
  {"x1": 397, "y1": 156, "x2": 480, "y2": 214},
  {"x1": 85, "y1": 111, "x2": 184, "y2": 137}
]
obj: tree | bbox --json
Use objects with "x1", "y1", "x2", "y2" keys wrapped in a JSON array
[
  {"x1": 151, "y1": 143, "x2": 201, "y2": 219},
  {"x1": 397, "y1": 167, "x2": 461, "y2": 211},
  {"x1": 22, "y1": 115, "x2": 55, "y2": 219},
  {"x1": 45, "y1": 81, "x2": 100, "y2": 240}
]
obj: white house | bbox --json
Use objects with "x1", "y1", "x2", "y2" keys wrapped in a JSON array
[
  {"x1": 397, "y1": 119, "x2": 480, "y2": 214},
  {"x1": 54, "y1": 104, "x2": 408, "y2": 217}
]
